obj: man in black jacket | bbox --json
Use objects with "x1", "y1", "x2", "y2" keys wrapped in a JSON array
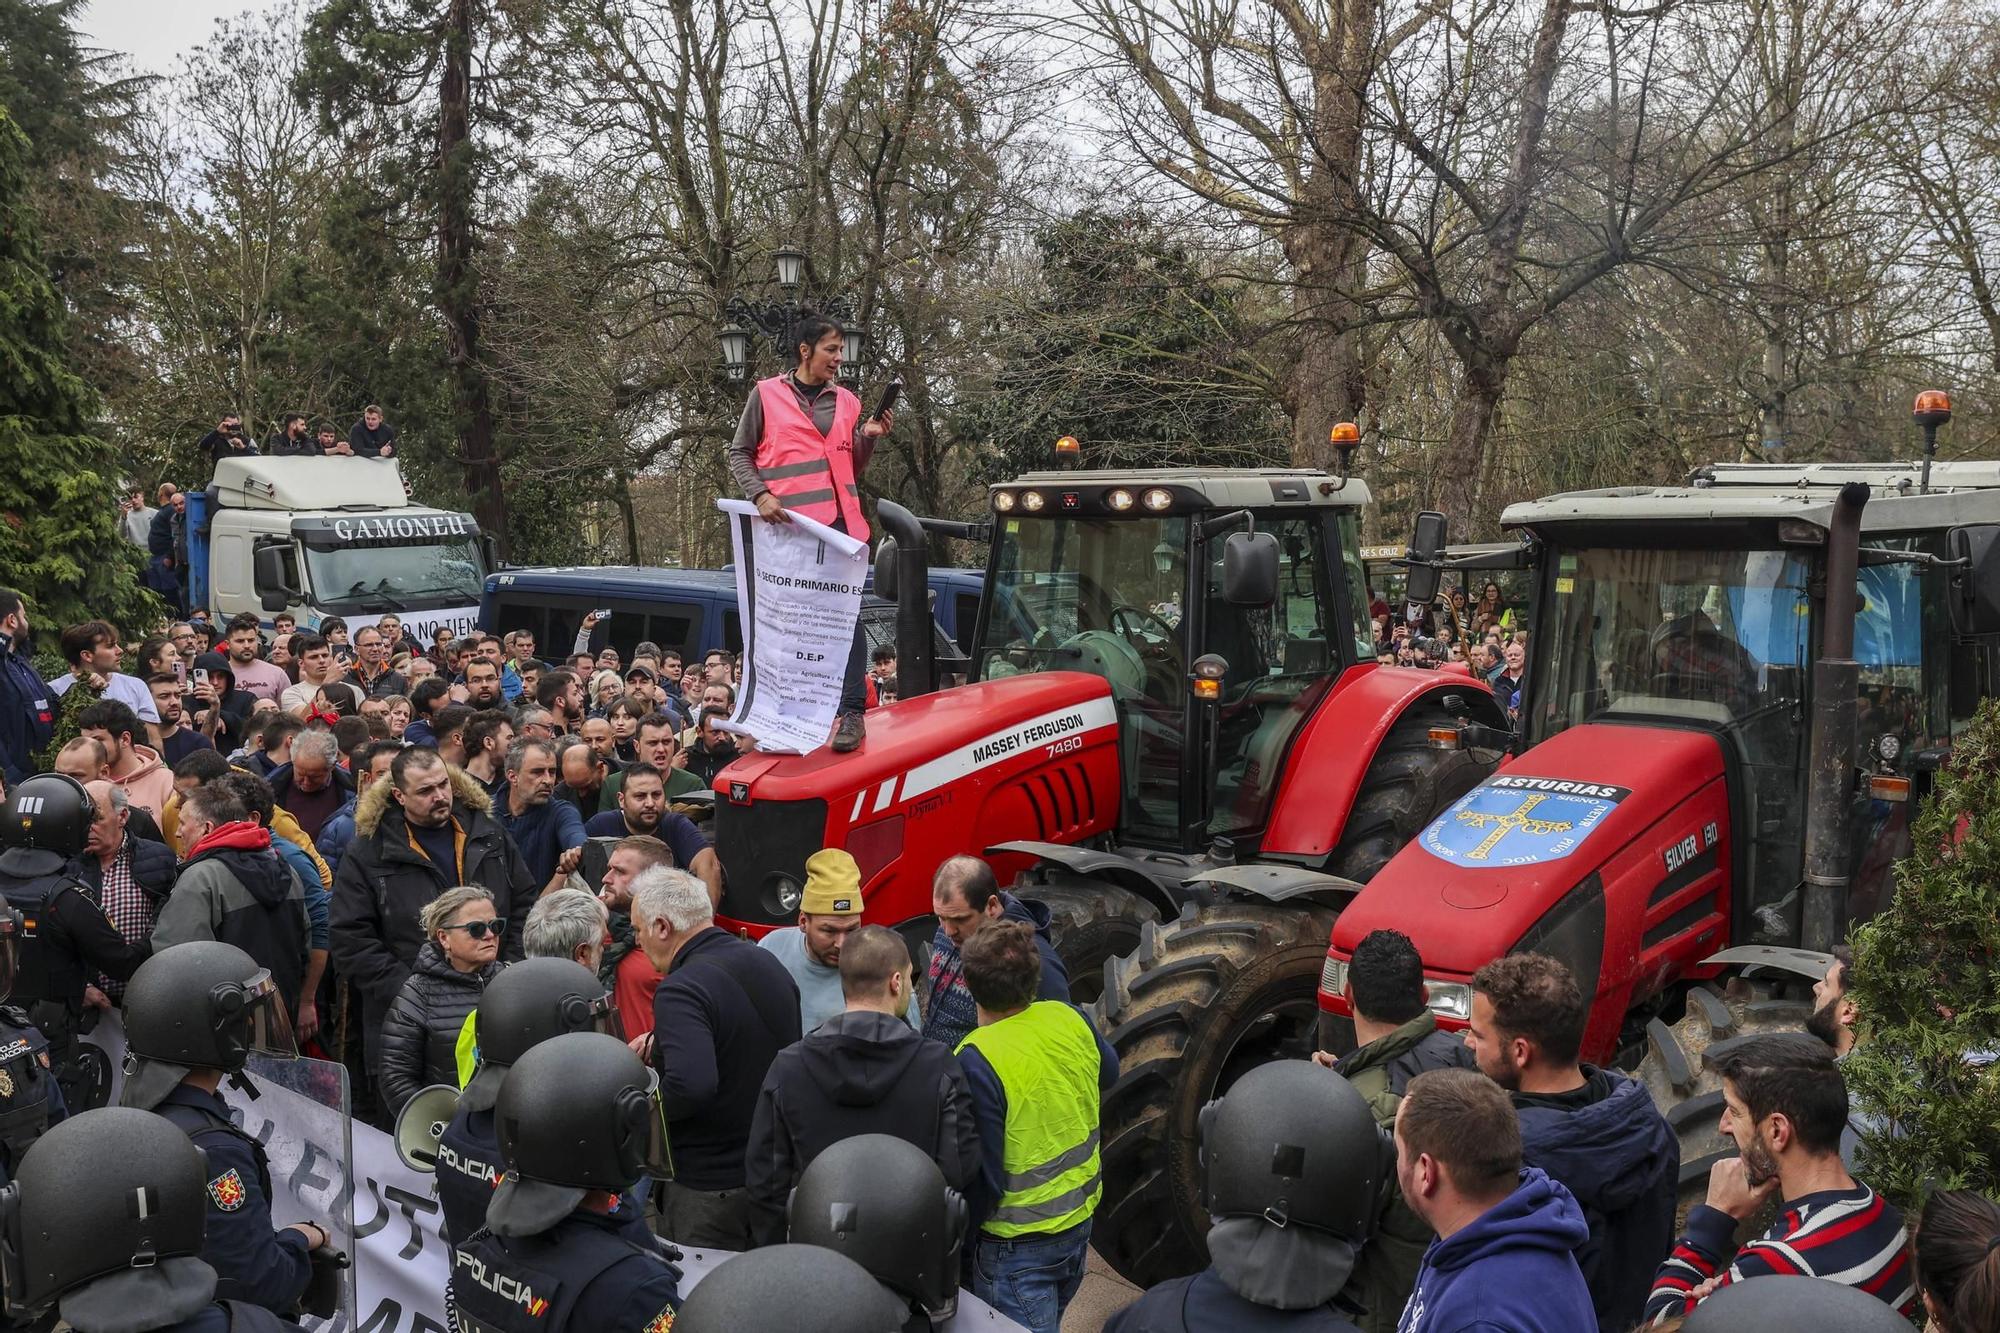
[
  {"x1": 744, "y1": 925, "x2": 978, "y2": 1246},
  {"x1": 197, "y1": 413, "x2": 257, "y2": 467},
  {"x1": 328, "y1": 748, "x2": 529, "y2": 1081},
  {"x1": 347, "y1": 405, "x2": 396, "y2": 458},
  {"x1": 265, "y1": 414, "x2": 314, "y2": 456},
  {"x1": 630, "y1": 863, "x2": 800, "y2": 1250}
]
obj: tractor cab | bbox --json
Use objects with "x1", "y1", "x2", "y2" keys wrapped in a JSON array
[
  {"x1": 967, "y1": 468, "x2": 1378, "y2": 850},
  {"x1": 1322, "y1": 456, "x2": 2000, "y2": 1063}
]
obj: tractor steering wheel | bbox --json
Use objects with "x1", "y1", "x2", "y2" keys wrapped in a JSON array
[{"x1": 1110, "y1": 603, "x2": 1179, "y2": 650}]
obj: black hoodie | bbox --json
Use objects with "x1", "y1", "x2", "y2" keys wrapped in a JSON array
[{"x1": 742, "y1": 1009, "x2": 980, "y2": 1246}]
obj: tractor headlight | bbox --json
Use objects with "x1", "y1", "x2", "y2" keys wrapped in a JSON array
[
  {"x1": 993, "y1": 491, "x2": 1017, "y2": 513},
  {"x1": 1021, "y1": 490, "x2": 1046, "y2": 513},
  {"x1": 1424, "y1": 980, "x2": 1473, "y2": 1022}
]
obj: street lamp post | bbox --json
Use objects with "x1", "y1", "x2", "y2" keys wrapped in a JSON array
[{"x1": 718, "y1": 246, "x2": 867, "y2": 382}]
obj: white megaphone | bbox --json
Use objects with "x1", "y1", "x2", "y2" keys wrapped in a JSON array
[{"x1": 393, "y1": 1084, "x2": 462, "y2": 1173}]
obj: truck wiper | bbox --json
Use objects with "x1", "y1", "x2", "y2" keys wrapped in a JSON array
[{"x1": 345, "y1": 580, "x2": 407, "y2": 611}]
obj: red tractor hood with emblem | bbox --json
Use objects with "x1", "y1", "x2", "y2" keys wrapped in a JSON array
[
  {"x1": 714, "y1": 672, "x2": 1121, "y2": 934},
  {"x1": 1332, "y1": 722, "x2": 1728, "y2": 976}
]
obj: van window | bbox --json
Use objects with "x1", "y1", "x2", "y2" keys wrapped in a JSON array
[
  {"x1": 954, "y1": 593, "x2": 980, "y2": 652},
  {"x1": 723, "y1": 611, "x2": 743, "y2": 655}
]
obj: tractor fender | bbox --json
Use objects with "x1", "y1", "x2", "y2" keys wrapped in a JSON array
[
  {"x1": 1192, "y1": 863, "x2": 1364, "y2": 911},
  {"x1": 987, "y1": 840, "x2": 1192, "y2": 920},
  {"x1": 1262, "y1": 665, "x2": 1508, "y2": 861},
  {"x1": 1698, "y1": 944, "x2": 1839, "y2": 986}
]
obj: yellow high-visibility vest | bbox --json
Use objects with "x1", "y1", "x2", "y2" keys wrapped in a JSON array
[{"x1": 958, "y1": 1001, "x2": 1103, "y2": 1237}]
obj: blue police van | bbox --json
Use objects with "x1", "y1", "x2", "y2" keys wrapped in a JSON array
[{"x1": 479, "y1": 566, "x2": 974, "y2": 667}]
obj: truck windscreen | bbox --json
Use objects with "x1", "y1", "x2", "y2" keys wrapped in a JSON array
[{"x1": 299, "y1": 536, "x2": 486, "y2": 613}]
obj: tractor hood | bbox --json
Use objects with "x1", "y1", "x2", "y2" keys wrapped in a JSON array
[
  {"x1": 1334, "y1": 722, "x2": 1728, "y2": 977},
  {"x1": 713, "y1": 672, "x2": 1122, "y2": 930}
]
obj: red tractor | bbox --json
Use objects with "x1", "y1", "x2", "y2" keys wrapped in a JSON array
[
  {"x1": 1316, "y1": 420, "x2": 2000, "y2": 1250},
  {"x1": 710, "y1": 457, "x2": 1506, "y2": 1262}
]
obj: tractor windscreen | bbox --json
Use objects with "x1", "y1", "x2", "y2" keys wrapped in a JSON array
[{"x1": 1533, "y1": 546, "x2": 1814, "y2": 740}]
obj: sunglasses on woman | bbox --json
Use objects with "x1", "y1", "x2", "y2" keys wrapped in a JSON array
[{"x1": 442, "y1": 918, "x2": 507, "y2": 940}]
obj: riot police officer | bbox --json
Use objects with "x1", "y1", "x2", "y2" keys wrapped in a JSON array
[
  {"x1": 119, "y1": 941, "x2": 327, "y2": 1317},
  {"x1": 0, "y1": 891, "x2": 65, "y2": 1185},
  {"x1": 452, "y1": 1032, "x2": 680, "y2": 1333},
  {"x1": 1107, "y1": 1061, "x2": 1386, "y2": 1332},
  {"x1": 788, "y1": 1134, "x2": 967, "y2": 1331},
  {"x1": 0, "y1": 775, "x2": 147, "y2": 1110},
  {"x1": 426, "y1": 958, "x2": 633, "y2": 1247},
  {"x1": 1681, "y1": 1275, "x2": 1910, "y2": 1332},
  {"x1": 0, "y1": 1107, "x2": 304, "y2": 1333},
  {"x1": 674, "y1": 1246, "x2": 908, "y2": 1333}
]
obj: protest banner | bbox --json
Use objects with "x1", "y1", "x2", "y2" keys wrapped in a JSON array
[{"x1": 716, "y1": 496, "x2": 869, "y2": 754}]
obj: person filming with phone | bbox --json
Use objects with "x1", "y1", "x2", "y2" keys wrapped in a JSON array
[{"x1": 728, "y1": 312, "x2": 894, "y2": 754}]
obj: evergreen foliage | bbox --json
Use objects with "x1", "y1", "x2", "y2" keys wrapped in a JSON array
[
  {"x1": 1846, "y1": 697, "x2": 2000, "y2": 1210},
  {"x1": 0, "y1": 106, "x2": 156, "y2": 631}
]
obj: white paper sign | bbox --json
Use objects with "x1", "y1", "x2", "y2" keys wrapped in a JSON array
[{"x1": 716, "y1": 498, "x2": 869, "y2": 755}]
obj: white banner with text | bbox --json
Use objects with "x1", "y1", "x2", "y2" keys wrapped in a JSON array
[{"x1": 716, "y1": 497, "x2": 868, "y2": 755}]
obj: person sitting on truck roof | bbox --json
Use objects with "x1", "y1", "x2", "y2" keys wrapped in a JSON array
[
  {"x1": 347, "y1": 404, "x2": 396, "y2": 458},
  {"x1": 196, "y1": 412, "x2": 256, "y2": 466},
  {"x1": 265, "y1": 413, "x2": 314, "y2": 456},
  {"x1": 315, "y1": 422, "x2": 351, "y2": 456}
]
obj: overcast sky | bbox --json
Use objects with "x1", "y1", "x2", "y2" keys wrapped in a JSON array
[{"x1": 76, "y1": 0, "x2": 277, "y2": 75}]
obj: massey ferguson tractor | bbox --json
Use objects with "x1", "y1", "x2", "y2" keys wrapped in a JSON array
[
  {"x1": 709, "y1": 448, "x2": 1508, "y2": 1243},
  {"x1": 1299, "y1": 402, "x2": 2000, "y2": 1280}
]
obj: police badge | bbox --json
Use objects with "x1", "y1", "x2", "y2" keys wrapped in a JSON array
[
  {"x1": 0, "y1": 1068, "x2": 14, "y2": 1099},
  {"x1": 208, "y1": 1168, "x2": 248, "y2": 1211}
]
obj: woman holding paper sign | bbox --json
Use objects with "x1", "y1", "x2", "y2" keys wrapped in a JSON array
[{"x1": 727, "y1": 312, "x2": 895, "y2": 753}]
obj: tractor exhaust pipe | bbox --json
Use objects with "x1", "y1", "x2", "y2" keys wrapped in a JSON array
[
  {"x1": 873, "y1": 499, "x2": 937, "y2": 699},
  {"x1": 1800, "y1": 481, "x2": 1869, "y2": 953}
]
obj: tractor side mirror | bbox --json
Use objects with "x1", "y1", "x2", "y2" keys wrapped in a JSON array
[
  {"x1": 253, "y1": 543, "x2": 298, "y2": 615},
  {"x1": 1947, "y1": 525, "x2": 2000, "y2": 636},
  {"x1": 873, "y1": 536, "x2": 900, "y2": 603},
  {"x1": 1403, "y1": 510, "x2": 1448, "y2": 608},
  {"x1": 1222, "y1": 532, "x2": 1279, "y2": 606}
]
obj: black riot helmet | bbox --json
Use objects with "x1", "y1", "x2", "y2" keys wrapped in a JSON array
[
  {"x1": 118, "y1": 942, "x2": 298, "y2": 1112},
  {"x1": 0, "y1": 775, "x2": 94, "y2": 859},
  {"x1": 1682, "y1": 1276, "x2": 1911, "y2": 1333},
  {"x1": 788, "y1": 1134, "x2": 967, "y2": 1325},
  {"x1": 1196, "y1": 1060, "x2": 1389, "y2": 1307},
  {"x1": 487, "y1": 1032, "x2": 670, "y2": 1238},
  {"x1": 674, "y1": 1246, "x2": 908, "y2": 1333},
  {"x1": 0, "y1": 1108, "x2": 218, "y2": 1330},
  {"x1": 459, "y1": 957, "x2": 619, "y2": 1114}
]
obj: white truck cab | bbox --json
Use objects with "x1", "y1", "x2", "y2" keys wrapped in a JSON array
[{"x1": 190, "y1": 456, "x2": 490, "y2": 640}]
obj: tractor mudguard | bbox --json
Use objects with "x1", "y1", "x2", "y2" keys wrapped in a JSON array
[
  {"x1": 985, "y1": 841, "x2": 1190, "y2": 918},
  {"x1": 1191, "y1": 863, "x2": 1363, "y2": 909},
  {"x1": 1698, "y1": 944, "x2": 1839, "y2": 985},
  {"x1": 1261, "y1": 664, "x2": 1507, "y2": 861}
]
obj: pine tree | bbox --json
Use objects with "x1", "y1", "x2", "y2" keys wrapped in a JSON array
[
  {"x1": 1845, "y1": 697, "x2": 2000, "y2": 1209},
  {"x1": 0, "y1": 106, "x2": 157, "y2": 631}
]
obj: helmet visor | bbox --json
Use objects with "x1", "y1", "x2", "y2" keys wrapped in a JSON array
[
  {"x1": 0, "y1": 917, "x2": 18, "y2": 1005},
  {"x1": 227, "y1": 971, "x2": 299, "y2": 1062},
  {"x1": 629, "y1": 1067, "x2": 673, "y2": 1182},
  {"x1": 586, "y1": 991, "x2": 625, "y2": 1043}
]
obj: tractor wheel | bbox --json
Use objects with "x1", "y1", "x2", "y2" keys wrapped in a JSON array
[
  {"x1": 1031, "y1": 876, "x2": 1159, "y2": 1008},
  {"x1": 1327, "y1": 708, "x2": 1497, "y2": 883},
  {"x1": 1632, "y1": 977, "x2": 1815, "y2": 1224},
  {"x1": 1090, "y1": 902, "x2": 1338, "y2": 1287}
]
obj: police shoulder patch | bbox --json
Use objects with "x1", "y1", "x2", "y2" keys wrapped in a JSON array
[
  {"x1": 0, "y1": 1039, "x2": 32, "y2": 1064},
  {"x1": 208, "y1": 1169, "x2": 248, "y2": 1211},
  {"x1": 643, "y1": 1306, "x2": 675, "y2": 1333}
]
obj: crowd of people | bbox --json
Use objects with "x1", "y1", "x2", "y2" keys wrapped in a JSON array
[{"x1": 1368, "y1": 581, "x2": 1530, "y2": 720}]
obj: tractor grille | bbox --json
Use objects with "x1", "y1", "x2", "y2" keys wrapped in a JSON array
[{"x1": 715, "y1": 797, "x2": 829, "y2": 927}]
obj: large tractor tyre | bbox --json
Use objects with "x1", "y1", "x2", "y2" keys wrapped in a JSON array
[
  {"x1": 1090, "y1": 902, "x2": 1339, "y2": 1288},
  {"x1": 1327, "y1": 709, "x2": 1498, "y2": 883},
  {"x1": 1633, "y1": 978, "x2": 1815, "y2": 1224},
  {"x1": 1032, "y1": 876, "x2": 1160, "y2": 1008}
]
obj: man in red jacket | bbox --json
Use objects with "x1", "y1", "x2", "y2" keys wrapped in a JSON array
[{"x1": 728, "y1": 312, "x2": 893, "y2": 753}]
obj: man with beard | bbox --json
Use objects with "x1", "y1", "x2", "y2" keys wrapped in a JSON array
[
  {"x1": 1465, "y1": 953, "x2": 1677, "y2": 1332},
  {"x1": 581, "y1": 764, "x2": 719, "y2": 903},
  {"x1": 596, "y1": 835, "x2": 673, "y2": 1040},
  {"x1": 1804, "y1": 945, "x2": 1882, "y2": 1169},
  {"x1": 495, "y1": 737, "x2": 585, "y2": 893},
  {"x1": 1645, "y1": 1034, "x2": 1916, "y2": 1323}
]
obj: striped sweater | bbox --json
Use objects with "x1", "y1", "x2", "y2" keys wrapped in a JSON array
[{"x1": 1645, "y1": 1185, "x2": 1917, "y2": 1324}]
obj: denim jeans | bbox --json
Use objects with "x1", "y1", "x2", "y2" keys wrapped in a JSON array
[{"x1": 972, "y1": 1221, "x2": 1091, "y2": 1333}]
